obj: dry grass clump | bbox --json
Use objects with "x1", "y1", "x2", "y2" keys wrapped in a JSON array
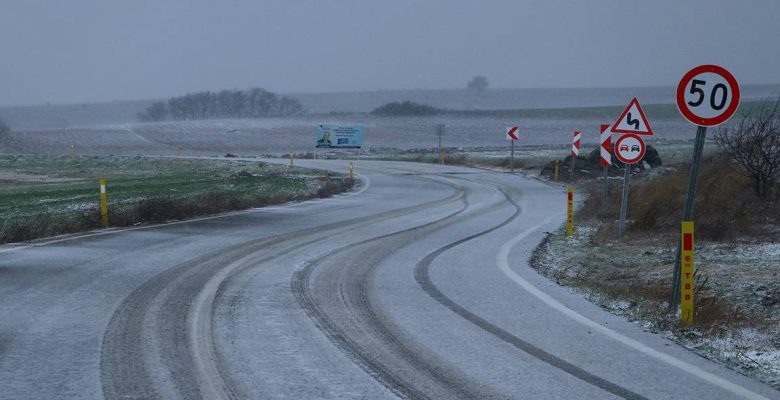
[{"x1": 581, "y1": 155, "x2": 778, "y2": 242}]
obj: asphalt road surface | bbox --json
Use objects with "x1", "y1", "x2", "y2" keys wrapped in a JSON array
[{"x1": 1, "y1": 160, "x2": 777, "y2": 400}]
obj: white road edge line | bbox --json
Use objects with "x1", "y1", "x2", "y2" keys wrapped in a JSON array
[
  {"x1": 0, "y1": 173, "x2": 371, "y2": 255},
  {"x1": 497, "y1": 219, "x2": 770, "y2": 400}
]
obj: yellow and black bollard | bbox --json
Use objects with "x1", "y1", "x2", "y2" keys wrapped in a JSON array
[{"x1": 99, "y1": 179, "x2": 109, "y2": 228}]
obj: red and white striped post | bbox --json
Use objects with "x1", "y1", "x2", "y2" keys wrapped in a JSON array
[
  {"x1": 570, "y1": 130, "x2": 581, "y2": 180},
  {"x1": 599, "y1": 124, "x2": 612, "y2": 207}
]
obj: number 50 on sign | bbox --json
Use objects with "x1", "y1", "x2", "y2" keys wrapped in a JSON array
[{"x1": 676, "y1": 65, "x2": 740, "y2": 127}]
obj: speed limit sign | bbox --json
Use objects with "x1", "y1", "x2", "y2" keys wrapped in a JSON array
[
  {"x1": 676, "y1": 64, "x2": 740, "y2": 126},
  {"x1": 669, "y1": 64, "x2": 740, "y2": 315}
]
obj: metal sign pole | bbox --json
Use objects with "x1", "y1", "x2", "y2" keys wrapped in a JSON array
[
  {"x1": 618, "y1": 165, "x2": 631, "y2": 238},
  {"x1": 569, "y1": 155, "x2": 575, "y2": 181},
  {"x1": 510, "y1": 140, "x2": 515, "y2": 172},
  {"x1": 603, "y1": 165, "x2": 609, "y2": 209},
  {"x1": 437, "y1": 124, "x2": 444, "y2": 165},
  {"x1": 668, "y1": 125, "x2": 707, "y2": 309}
]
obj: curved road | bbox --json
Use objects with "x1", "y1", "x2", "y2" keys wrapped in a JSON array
[{"x1": 0, "y1": 160, "x2": 777, "y2": 399}]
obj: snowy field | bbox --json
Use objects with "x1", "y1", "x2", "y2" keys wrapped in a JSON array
[
  {"x1": 2, "y1": 85, "x2": 778, "y2": 156},
  {"x1": 0, "y1": 114, "x2": 700, "y2": 157}
]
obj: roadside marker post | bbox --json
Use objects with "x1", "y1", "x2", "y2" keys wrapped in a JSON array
[
  {"x1": 599, "y1": 124, "x2": 612, "y2": 208},
  {"x1": 566, "y1": 186, "x2": 574, "y2": 236},
  {"x1": 437, "y1": 124, "x2": 445, "y2": 165},
  {"x1": 289, "y1": 153, "x2": 294, "y2": 168},
  {"x1": 570, "y1": 131, "x2": 580, "y2": 180},
  {"x1": 99, "y1": 179, "x2": 108, "y2": 228},
  {"x1": 71, "y1": 145, "x2": 77, "y2": 159},
  {"x1": 681, "y1": 221, "x2": 695, "y2": 326},
  {"x1": 668, "y1": 65, "x2": 740, "y2": 310},
  {"x1": 349, "y1": 161, "x2": 354, "y2": 180},
  {"x1": 614, "y1": 134, "x2": 646, "y2": 239},
  {"x1": 506, "y1": 127, "x2": 519, "y2": 172}
]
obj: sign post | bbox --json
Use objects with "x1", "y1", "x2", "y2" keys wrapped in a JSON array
[
  {"x1": 566, "y1": 186, "x2": 574, "y2": 236},
  {"x1": 437, "y1": 124, "x2": 445, "y2": 165},
  {"x1": 614, "y1": 134, "x2": 646, "y2": 238},
  {"x1": 668, "y1": 65, "x2": 740, "y2": 310},
  {"x1": 506, "y1": 127, "x2": 519, "y2": 172},
  {"x1": 599, "y1": 124, "x2": 612, "y2": 208},
  {"x1": 610, "y1": 98, "x2": 654, "y2": 239},
  {"x1": 99, "y1": 179, "x2": 109, "y2": 228}
]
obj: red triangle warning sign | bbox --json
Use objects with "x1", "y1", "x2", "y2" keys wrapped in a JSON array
[{"x1": 610, "y1": 97, "x2": 654, "y2": 136}]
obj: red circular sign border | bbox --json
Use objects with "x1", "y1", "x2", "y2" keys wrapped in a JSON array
[
  {"x1": 614, "y1": 134, "x2": 646, "y2": 165},
  {"x1": 676, "y1": 64, "x2": 740, "y2": 127}
]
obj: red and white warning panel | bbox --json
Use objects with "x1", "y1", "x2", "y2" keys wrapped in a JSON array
[
  {"x1": 571, "y1": 131, "x2": 581, "y2": 156},
  {"x1": 506, "y1": 126, "x2": 519, "y2": 140},
  {"x1": 599, "y1": 124, "x2": 611, "y2": 166},
  {"x1": 614, "y1": 134, "x2": 646, "y2": 165},
  {"x1": 610, "y1": 97, "x2": 654, "y2": 136}
]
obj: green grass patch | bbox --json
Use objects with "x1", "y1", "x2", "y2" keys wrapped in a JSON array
[{"x1": 0, "y1": 155, "x2": 353, "y2": 243}]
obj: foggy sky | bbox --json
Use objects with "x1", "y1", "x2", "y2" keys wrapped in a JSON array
[{"x1": 1, "y1": 0, "x2": 779, "y2": 107}]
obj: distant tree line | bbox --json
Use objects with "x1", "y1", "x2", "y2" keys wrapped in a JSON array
[
  {"x1": 370, "y1": 101, "x2": 442, "y2": 117},
  {"x1": 137, "y1": 88, "x2": 304, "y2": 122}
]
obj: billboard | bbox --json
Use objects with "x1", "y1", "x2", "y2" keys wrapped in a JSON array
[{"x1": 316, "y1": 125, "x2": 363, "y2": 149}]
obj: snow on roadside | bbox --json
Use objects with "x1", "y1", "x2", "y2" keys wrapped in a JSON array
[{"x1": 531, "y1": 222, "x2": 780, "y2": 390}]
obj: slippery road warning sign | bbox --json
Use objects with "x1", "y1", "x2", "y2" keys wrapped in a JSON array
[
  {"x1": 610, "y1": 97, "x2": 654, "y2": 136},
  {"x1": 676, "y1": 64, "x2": 740, "y2": 127},
  {"x1": 506, "y1": 126, "x2": 519, "y2": 141},
  {"x1": 614, "y1": 134, "x2": 645, "y2": 165}
]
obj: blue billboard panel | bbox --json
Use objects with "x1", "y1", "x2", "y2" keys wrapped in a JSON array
[{"x1": 316, "y1": 125, "x2": 363, "y2": 149}]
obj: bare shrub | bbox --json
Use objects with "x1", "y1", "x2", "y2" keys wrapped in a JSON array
[
  {"x1": 715, "y1": 98, "x2": 780, "y2": 200},
  {"x1": 581, "y1": 156, "x2": 777, "y2": 242}
]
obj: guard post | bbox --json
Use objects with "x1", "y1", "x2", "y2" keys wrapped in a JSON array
[
  {"x1": 681, "y1": 221, "x2": 695, "y2": 326},
  {"x1": 99, "y1": 179, "x2": 109, "y2": 228}
]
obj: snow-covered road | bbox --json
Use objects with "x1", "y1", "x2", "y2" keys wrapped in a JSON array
[{"x1": 0, "y1": 160, "x2": 776, "y2": 399}]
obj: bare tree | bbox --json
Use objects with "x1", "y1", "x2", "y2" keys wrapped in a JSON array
[
  {"x1": 275, "y1": 96, "x2": 304, "y2": 116},
  {"x1": 163, "y1": 88, "x2": 303, "y2": 120},
  {"x1": 137, "y1": 101, "x2": 168, "y2": 122},
  {"x1": 715, "y1": 98, "x2": 780, "y2": 200},
  {"x1": 467, "y1": 76, "x2": 489, "y2": 91}
]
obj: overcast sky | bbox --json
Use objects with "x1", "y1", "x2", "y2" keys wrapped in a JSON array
[{"x1": 1, "y1": 0, "x2": 779, "y2": 106}]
